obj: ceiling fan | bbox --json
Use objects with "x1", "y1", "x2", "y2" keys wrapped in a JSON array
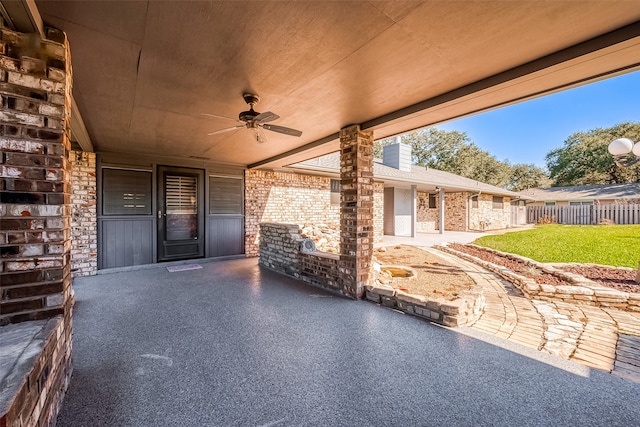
[{"x1": 203, "y1": 93, "x2": 302, "y2": 143}]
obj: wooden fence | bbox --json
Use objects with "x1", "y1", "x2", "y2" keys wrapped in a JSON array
[{"x1": 527, "y1": 204, "x2": 640, "y2": 225}]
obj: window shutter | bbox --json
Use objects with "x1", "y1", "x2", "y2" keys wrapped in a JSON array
[
  {"x1": 209, "y1": 176, "x2": 243, "y2": 214},
  {"x1": 102, "y1": 169, "x2": 152, "y2": 215}
]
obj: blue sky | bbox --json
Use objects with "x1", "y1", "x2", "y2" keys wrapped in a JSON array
[{"x1": 436, "y1": 69, "x2": 640, "y2": 169}]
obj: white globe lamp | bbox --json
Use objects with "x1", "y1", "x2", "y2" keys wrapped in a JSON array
[
  {"x1": 608, "y1": 137, "x2": 640, "y2": 167},
  {"x1": 608, "y1": 138, "x2": 634, "y2": 156}
]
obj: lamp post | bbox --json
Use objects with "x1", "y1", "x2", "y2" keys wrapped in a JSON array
[{"x1": 608, "y1": 138, "x2": 640, "y2": 167}]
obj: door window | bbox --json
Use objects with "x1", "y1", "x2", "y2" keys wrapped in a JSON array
[{"x1": 165, "y1": 174, "x2": 198, "y2": 241}]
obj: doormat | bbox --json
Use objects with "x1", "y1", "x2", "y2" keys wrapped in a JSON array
[{"x1": 167, "y1": 264, "x2": 202, "y2": 272}]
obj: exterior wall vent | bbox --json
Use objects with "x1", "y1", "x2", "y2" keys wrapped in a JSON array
[{"x1": 382, "y1": 139, "x2": 412, "y2": 172}]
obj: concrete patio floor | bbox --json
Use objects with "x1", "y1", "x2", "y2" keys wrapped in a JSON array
[{"x1": 57, "y1": 258, "x2": 640, "y2": 426}]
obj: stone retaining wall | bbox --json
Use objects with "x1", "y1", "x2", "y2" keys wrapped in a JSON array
[
  {"x1": 438, "y1": 244, "x2": 640, "y2": 312},
  {"x1": 259, "y1": 222, "x2": 347, "y2": 295},
  {"x1": 258, "y1": 223, "x2": 302, "y2": 278},
  {"x1": 259, "y1": 223, "x2": 486, "y2": 326},
  {"x1": 364, "y1": 284, "x2": 485, "y2": 327}
]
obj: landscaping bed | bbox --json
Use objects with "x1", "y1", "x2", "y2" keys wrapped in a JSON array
[
  {"x1": 440, "y1": 243, "x2": 640, "y2": 312},
  {"x1": 557, "y1": 264, "x2": 638, "y2": 293},
  {"x1": 373, "y1": 245, "x2": 474, "y2": 300},
  {"x1": 448, "y1": 243, "x2": 569, "y2": 286},
  {"x1": 366, "y1": 245, "x2": 485, "y2": 327},
  {"x1": 449, "y1": 243, "x2": 639, "y2": 293}
]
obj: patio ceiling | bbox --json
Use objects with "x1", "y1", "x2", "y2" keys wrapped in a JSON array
[{"x1": 25, "y1": 1, "x2": 640, "y2": 168}]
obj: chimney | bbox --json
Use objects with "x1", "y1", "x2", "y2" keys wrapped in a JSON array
[{"x1": 382, "y1": 137, "x2": 412, "y2": 172}]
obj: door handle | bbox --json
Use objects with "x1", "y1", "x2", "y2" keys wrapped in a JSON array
[{"x1": 157, "y1": 210, "x2": 162, "y2": 219}]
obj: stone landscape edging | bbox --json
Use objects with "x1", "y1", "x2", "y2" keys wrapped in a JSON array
[
  {"x1": 364, "y1": 282, "x2": 486, "y2": 327},
  {"x1": 436, "y1": 243, "x2": 640, "y2": 312}
]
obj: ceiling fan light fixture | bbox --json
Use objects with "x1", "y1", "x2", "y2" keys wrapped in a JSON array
[{"x1": 204, "y1": 93, "x2": 302, "y2": 143}]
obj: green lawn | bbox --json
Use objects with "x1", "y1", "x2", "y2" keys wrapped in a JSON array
[{"x1": 472, "y1": 224, "x2": 640, "y2": 268}]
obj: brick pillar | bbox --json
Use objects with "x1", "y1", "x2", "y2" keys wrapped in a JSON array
[
  {"x1": 339, "y1": 125, "x2": 374, "y2": 298},
  {"x1": 0, "y1": 26, "x2": 73, "y2": 325},
  {"x1": 0, "y1": 23, "x2": 76, "y2": 426}
]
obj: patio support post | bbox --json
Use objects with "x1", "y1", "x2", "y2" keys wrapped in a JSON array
[
  {"x1": 0, "y1": 24, "x2": 74, "y2": 425},
  {"x1": 439, "y1": 188, "x2": 445, "y2": 234},
  {"x1": 411, "y1": 185, "x2": 417, "y2": 237},
  {"x1": 339, "y1": 124, "x2": 374, "y2": 298}
]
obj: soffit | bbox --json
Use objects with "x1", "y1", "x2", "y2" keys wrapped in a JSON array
[{"x1": 33, "y1": 1, "x2": 640, "y2": 167}]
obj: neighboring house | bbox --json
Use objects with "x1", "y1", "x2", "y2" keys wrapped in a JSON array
[
  {"x1": 521, "y1": 183, "x2": 640, "y2": 206},
  {"x1": 280, "y1": 142, "x2": 526, "y2": 237}
]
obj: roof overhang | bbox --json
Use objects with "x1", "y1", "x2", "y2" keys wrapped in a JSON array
[{"x1": 7, "y1": 1, "x2": 640, "y2": 167}]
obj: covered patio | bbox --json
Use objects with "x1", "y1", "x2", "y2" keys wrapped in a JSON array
[
  {"x1": 57, "y1": 258, "x2": 640, "y2": 426},
  {"x1": 3, "y1": 1, "x2": 640, "y2": 425}
]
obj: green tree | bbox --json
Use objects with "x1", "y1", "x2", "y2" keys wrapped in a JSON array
[
  {"x1": 508, "y1": 164, "x2": 552, "y2": 191},
  {"x1": 545, "y1": 121, "x2": 640, "y2": 186}
]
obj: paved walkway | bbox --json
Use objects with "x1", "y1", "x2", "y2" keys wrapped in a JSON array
[
  {"x1": 57, "y1": 258, "x2": 640, "y2": 426},
  {"x1": 429, "y1": 248, "x2": 640, "y2": 383},
  {"x1": 376, "y1": 226, "x2": 535, "y2": 249}
]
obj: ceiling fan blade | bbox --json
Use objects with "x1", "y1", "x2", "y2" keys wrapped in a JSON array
[
  {"x1": 253, "y1": 111, "x2": 280, "y2": 123},
  {"x1": 207, "y1": 124, "x2": 245, "y2": 136},
  {"x1": 255, "y1": 127, "x2": 267, "y2": 143},
  {"x1": 201, "y1": 113, "x2": 240, "y2": 122},
  {"x1": 262, "y1": 123, "x2": 302, "y2": 137}
]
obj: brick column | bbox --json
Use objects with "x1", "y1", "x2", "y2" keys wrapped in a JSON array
[
  {"x1": 339, "y1": 125, "x2": 374, "y2": 298},
  {"x1": 0, "y1": 26, "x2": 73, "y2": 324},
  {"x1": 0, "y1": 24, "x2": 74, "y2": 427}
]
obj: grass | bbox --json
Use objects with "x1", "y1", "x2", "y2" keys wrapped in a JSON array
[{"x1": 472, "y1": 224, "x2": 640, "y2": 268}]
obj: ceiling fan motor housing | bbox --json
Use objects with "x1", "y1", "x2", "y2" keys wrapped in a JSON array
[
  {"x1": 239, "y1": 108, "x2": 259, "y2": 122},
  {"x1": 239, "y1": 93, "x2": 261, "y2": 122}
]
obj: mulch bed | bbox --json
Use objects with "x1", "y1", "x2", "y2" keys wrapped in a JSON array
[
  {"x1": 560, "y1": 265, "x2": 639, "y2": 293},
  {"x1": 448, "y1": 243, "x2": 639, "y2": 293}
]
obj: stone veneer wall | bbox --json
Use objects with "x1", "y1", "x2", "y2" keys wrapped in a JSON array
[
  {"x1": 416, "y1": 191, "x2": 469, "y2": 232},
  {"x1": 416, "y1": 192, "x2": 438, "y2": 232},
  {"x1": 469, "y1": 193, "x2": 511, "y2": 231},
  {"x1": 245, "y1": 169, "x2": 383, "y2": 257},
  {"x1": 0, "y1": 24, "x2": 74, "y2": 426},
  {"x1": 69, "y1": 150, "x2": 96, "y2": 277}
]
